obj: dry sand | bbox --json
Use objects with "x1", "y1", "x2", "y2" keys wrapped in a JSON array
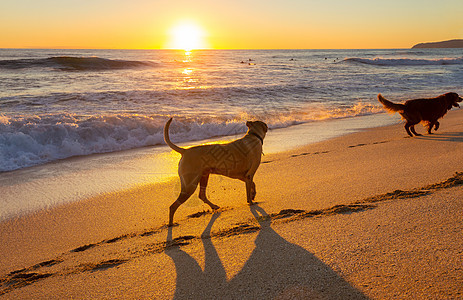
[{"x1": 1, "y1": 110, "x2": 463, "y2": 299}]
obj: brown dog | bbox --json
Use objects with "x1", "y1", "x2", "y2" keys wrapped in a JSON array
[
  {"x1": 378, "y1": 93, "x2": 462, "y2": 137},
  {"x1": 164, "y1": 118, "x2": 268, "y2": 226}
]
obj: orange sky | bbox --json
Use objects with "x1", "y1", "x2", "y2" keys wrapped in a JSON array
[{"x1": 1, "y1": 0, "x2": 462, "y2": 49}]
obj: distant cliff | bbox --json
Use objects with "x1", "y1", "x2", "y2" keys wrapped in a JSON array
[{"x1": 412, "y1": 39, "x2": 463, "y2": 48}]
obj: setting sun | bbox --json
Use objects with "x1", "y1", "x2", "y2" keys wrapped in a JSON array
[{"x1": 166, "y1": 21, "x2": 208, "y2": 50}]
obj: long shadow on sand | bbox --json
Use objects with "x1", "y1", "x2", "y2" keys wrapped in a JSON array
[
  {"x1": 165, "y1": 205, "x2": 368, "y2": 299},
  {"x1": 416, "y1": 131, "x2": 463, "y2": 142}
]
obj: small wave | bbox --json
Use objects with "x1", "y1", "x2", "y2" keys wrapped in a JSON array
[
  {"x1": 0, "y1": 104, "x2": 383, "y2": 172},
  {"x1": 0, "y1": 56, "x2": 157, "y2": 71},
  {"x1": 0, "y1": 114, "x2": 247, "y2": 172},
  {"x1": 344, "y1": 57, "x2": 463, "y2": 66}
]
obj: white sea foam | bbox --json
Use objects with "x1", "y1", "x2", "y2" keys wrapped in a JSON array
[
  {"x1": 344, "y1": 57, "x2": 463, "y2": 66},
  {"x1": 0, "y1": 103, "x2": 382, "y2": 172},
  {"x1": 0, "y1": 114, "x2": 245, "y2": 172}
]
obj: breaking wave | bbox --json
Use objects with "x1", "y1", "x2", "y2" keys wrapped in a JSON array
[
  {"x1": 0, "y1": 103, "x2": 382, "y2": 172},
  {"x1": 344, "y1": 57, "x2": 463, "y2": 66},
  {"x1": 0, "y1": 56, "x2": 157, "y2": 71}
]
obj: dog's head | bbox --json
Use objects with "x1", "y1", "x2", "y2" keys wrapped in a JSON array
[
  {"x1": 444, "y1": 92, "x2": 462, "y2": 109},
  {"x1": 246, "y1": 120, "x2": 268, "y2": 140}
]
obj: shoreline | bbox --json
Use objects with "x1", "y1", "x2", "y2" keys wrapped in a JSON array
[
  {"x1": 1, "y1": 109, "x2": 462, "y2": 298},
  {"x1": 0, "y1": 112, "x2": 397, "y2": 221}
]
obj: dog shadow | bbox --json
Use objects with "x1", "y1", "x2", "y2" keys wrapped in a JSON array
[
  {"x1": 416, "y1": 131, "x2": 463, "y2": 142},
  {"x1": 165, "y1": 205, "x2": 368, "y2": 299}
]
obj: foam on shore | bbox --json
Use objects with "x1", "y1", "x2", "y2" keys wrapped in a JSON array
[{"x1": 0, "y1": 113, "x2": 397, "y2": 221}]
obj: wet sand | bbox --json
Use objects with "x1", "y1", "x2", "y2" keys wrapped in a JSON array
[
  {"x1": 1, "y1": 109, "x2": 462, "y2": 299},
  {"x1": 0, "y1": 113, "x2": 396, "y2": 221}
]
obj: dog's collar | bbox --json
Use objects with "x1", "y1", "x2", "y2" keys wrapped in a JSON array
[{"x1": 249, "y1": 132, "x2": 264, "y2": 144}]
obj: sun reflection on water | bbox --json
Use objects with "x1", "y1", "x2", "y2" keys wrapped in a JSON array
[
  {"x1": 182, "y1": 50, "x2": 192, "y2": 63},
  {"x1": 182, "y1": 68, "x2": 193, "y2": 75},
  {"x1": 171, "y1": 50, "x2": 211, "y2": 90}
]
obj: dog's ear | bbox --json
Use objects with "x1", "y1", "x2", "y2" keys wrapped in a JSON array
[
  {"x1": 262, "y1": 122, "x2": 268, "y2": 132},
  {"x1": 253, "y1": 121, "x2": 268, "y2": 132},
  {"x1": 246, "y1": 121, "x2": 252, "y2": 128}
]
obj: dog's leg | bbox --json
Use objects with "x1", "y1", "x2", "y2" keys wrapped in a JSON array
[
  {"x1": 169, "y1": 174, "x2": 199, "y2": 226},
  {"x1": 198, "y1": 172, "x2": 220, "y2": 210},
  {"x1": 169, "y1": 193, "x2": 193, "y2": 226},
  {"x1": 410, "y1": 125, "x2": 421, "y2": 136},
  {"x1": 251, "y1": 181, "x2": 256, "y2": 200},
  {"x1": 427, "y1": 122, "x2": 434, "y2": 134},
  {"x1": 404, "y1": 123, "x2": 414, "y2": 137},
  {"x1": 244, "y1": 163, "x2": 260, "y2": 204},
  {"x1": 405, "y1": 122, "x2": 421, "y2": 136},
  {"x1": 427, "y1": 121, "x2": 440, "y2": 134},
  {"x1": 245, "y1": 175, "x2": 254, "y2": 204}
]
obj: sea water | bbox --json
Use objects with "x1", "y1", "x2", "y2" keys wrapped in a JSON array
[{"x1": 1, "y1": 48, "x2": 462, "y2": 219}]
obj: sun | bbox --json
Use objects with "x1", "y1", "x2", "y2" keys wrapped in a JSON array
[{"x1": 167, "y1": 21, "x2": 208, "y2": 51}]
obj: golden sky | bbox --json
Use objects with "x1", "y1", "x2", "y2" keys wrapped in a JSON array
[{"x1": 1, "y1": 0, "x2": 462, "y2": 49}]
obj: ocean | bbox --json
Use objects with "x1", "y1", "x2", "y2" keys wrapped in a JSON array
[
  {"x1": 1, "y1": 48, "x2": 462, "y2": 219},
  {"x1": 1, "y1": 48, "x2": 462, "y2": 172}
]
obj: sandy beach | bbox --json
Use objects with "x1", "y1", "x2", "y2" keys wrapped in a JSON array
[{"x1": 1, "y1": 109, "x2": 463, "y2": 299}]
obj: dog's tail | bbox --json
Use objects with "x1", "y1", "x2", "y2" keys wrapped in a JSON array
[
  {"x1": 164, "y1": 118, "x2": 185, "y2": 154},
  {"x1": 378, "y1": 94, "x2": 405, "y2": 113}
]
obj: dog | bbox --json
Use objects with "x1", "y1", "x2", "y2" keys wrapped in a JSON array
[
  {"x1": 164, "y1": 118, "x2": 268, "y2": 226},
  {"x1": 378, "y1": 93, "x2": 462, "y2": 137}
]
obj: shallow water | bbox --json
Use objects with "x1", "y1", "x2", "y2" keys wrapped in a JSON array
[{"x1": 0, "y1": 113, "x2": 397, "y2": 221}]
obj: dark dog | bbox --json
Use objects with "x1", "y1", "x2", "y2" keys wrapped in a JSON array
[{"x1": 378, "y1": 93, "x2": 462, "y2": 137}]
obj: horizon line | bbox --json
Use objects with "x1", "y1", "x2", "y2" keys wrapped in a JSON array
[{"x1": 0, "y1": 47, "x2": 418, "y2": 51}]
